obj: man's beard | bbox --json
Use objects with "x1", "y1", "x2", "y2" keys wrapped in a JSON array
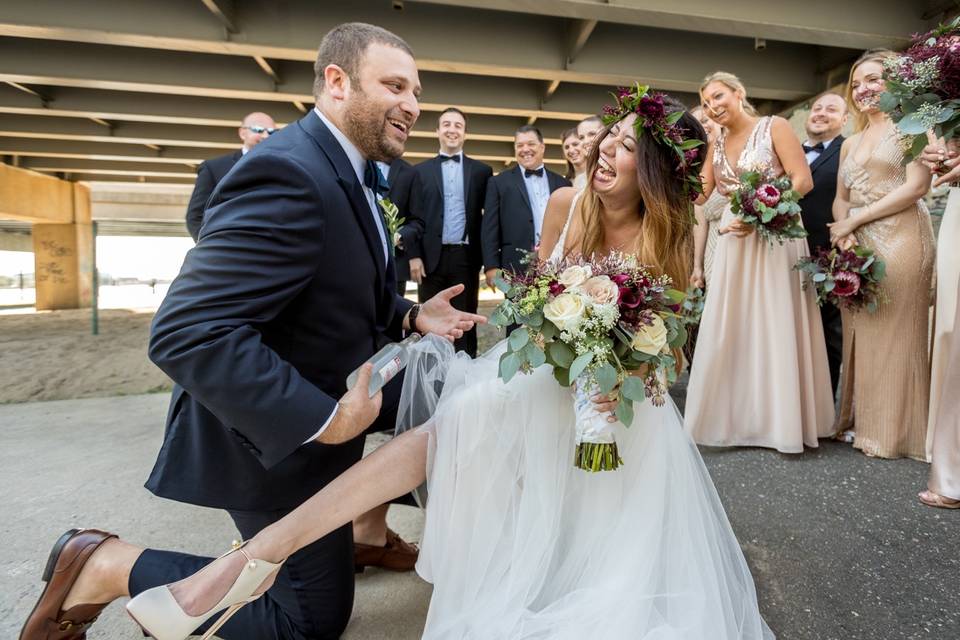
[{"x1": 343, "y1": 88, "x2": 404, "y2": 162}]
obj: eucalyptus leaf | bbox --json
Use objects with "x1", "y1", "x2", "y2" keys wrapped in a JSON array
[
  {"x1": 897, "y1": 112, "x2": 930, "y2": 135},
  {"x1": 553, "y1": 366, "x2": 571, "y2": 387},
  {"x1": 569, "y1": 351, "x2": 594, "y2": 382},
  {"x1": 615, "y1": 398, "x2": 634, "y2": 427},
  {"x1": 493, "y1": 274, "x2": 512, "y2": 294},
  {"x1": 539, "y1": 321, "x2": 557, "y2": 341},
  {"x1": 595, "y1": 362, "x2": 618, "y2": 394},
  {"x1": 621, "y1": 376, "x2": 646, "y2": 402},
  {"x1": 508, "y1": 328, "x2": 529, "y2": 350},
  {"x1": 549, "y1": 341, "x2": 575, "y2": 367},
  {"x1": 525, "y1": 343, "x2": 547, "y2": 368},
  {"x1": 499, "y1": 352, "x2": 521, "y2": 382}
]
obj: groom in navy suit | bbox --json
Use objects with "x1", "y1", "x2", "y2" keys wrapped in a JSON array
[{"x1": 20, "y1": 23, "x2": 483, "y2": 640}]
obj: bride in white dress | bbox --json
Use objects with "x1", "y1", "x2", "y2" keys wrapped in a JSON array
[{"x1": 126, "y1": 94, "x2": 774, "y2": 640}]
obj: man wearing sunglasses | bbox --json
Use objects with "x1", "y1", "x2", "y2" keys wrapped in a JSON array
[{"x1": 185, "y1": 112, "x2": 278, "y2": 241}]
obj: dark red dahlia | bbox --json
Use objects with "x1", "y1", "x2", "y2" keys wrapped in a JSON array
[
  {"x1": 548, "y1": 280, "x2": 565, "y2": 296},
  {"x1": 636, "y1": 93, "x2": 666, "y2": 125}
]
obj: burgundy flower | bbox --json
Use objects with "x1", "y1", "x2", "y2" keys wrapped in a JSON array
[
  {"x1": 548, "y1": 280, "x2": 565, "y2": 296},
  {"x1": 683, "y1": 148, "x2": 700, "y2": 164},
  {"x1": 611, "y1": 273, "x2": 631, "y2": 285},
  {"x1": 757, "y1": 184, "x2": 781, "y2": 207},
  {"x1": 618, "y1": 287, "x2": 641, "y2": 308},
  {"x1": 833, "y1": 271, "x2": 861, "y2": 297},
  {"x1": 636, "y1": 94, "x2": 665, "y2": 125}
]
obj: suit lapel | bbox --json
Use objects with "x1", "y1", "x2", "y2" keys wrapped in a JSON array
[
  {"x1": 298, "y1": 114, "x2": 386, "y2": 286},
  {"x1": 809, "y1": 136, "x2": 843, "y2": 174},
  {"x1": 430, "y1": 156, "x2": 444, "y2": 201},
  {"x1": 512, "y1": 166, "x2": 533, "y2": 216},
  {"x1": 462, "y1": 155, "x2": 474, "y2": 209}
]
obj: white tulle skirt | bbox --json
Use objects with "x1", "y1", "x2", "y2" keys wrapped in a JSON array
[{"x1": 398, "y1": 337, "x2": 774, "y2": 640}]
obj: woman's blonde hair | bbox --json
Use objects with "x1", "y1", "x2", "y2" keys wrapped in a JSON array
[
  {"x1": 845, "y1": 48, "x2": 897, "y2": 132},
  {"x1": 699, "y1": 71, "x2": 758, "y2": 117}
]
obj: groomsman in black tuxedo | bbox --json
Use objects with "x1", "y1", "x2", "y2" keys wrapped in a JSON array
[
  {"x1": 404, "y1": 107, "x2": 493, "y2": 356},
  {"x1": 799, "y1": 92, "x2": 848, "y2": 395},
  {"x1": 185, "y1": 111, "x2": 277, "y2": 241},
  {"x1": 482, "y1": 125, "x2": 571, "y2": 289},
  {"x1": 376, "y1": 157, "x2": 416, "y2": 295}
]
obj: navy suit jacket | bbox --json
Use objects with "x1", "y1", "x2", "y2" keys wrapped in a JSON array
[
  {"x1": 402, "y1": 154, "x2": 493, "y2": 273},
  {"x1": 799, "y1": 135, "x2": 844, "y2": 255},
  {"x1": 481, "y1": 165, "x2": 570, "y2": 274},
  {"x1": 185, "y1": 150, "x2": 242, "y2": 242},
  {"x1": 147, "y1": 113, "x2": 413, "y2": 511}
]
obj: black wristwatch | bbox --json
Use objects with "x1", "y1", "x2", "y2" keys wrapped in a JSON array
[{"x1": 408, "y1": 303, "x2": 422, "y2": 334}]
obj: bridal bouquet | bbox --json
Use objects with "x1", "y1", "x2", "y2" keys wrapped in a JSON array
[
  {"x1": 880, "y1": 17, "x2": 960, "y2": 161},
  {"x1": 794, "y1": 246, "x2": 887, "y2": 313},
  {"x1": 490, "y1": 253, "x2": 688, "y2": 472},
  {"x1": 730, "y1": 172, "x2": 808, "y2": 246}
]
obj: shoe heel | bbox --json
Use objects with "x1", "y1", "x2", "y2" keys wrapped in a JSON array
[
  {"x1": 200, "y1": 601, "x2": 247, "y2": 640},
  {"x1": 41, "y1": 528, "x2": 81, "y2": 582}
]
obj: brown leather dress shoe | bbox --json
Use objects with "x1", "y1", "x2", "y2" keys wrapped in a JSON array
[
  {"x1": 19, "y1": 528, "x2": 118, "y2": 640},
  {"x1": 354, "y1": 528, "x2": 419, "y2": 573}
]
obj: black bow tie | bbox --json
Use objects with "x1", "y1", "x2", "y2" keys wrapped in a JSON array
[
  {"x1": 524, "y1": 167, "x2": 544, "y2": 178},
  {"x1": 803, "y1": 142, "x2": 825, "y2": 154},
  {"x1": 363, "y1": 160, "x2": 390, "y2": 195},
  {"x1": 440, "y1": 154, "x2": 460, "y2": 163}
]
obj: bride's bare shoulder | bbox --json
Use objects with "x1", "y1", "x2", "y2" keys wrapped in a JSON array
[{"x1": 538, "y1": 187, "x2": 581, "y2": 260}]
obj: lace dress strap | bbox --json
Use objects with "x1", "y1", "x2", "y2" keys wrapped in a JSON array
[{"x1": 550, "y1": 190, "x2": 582, "y2": 263}]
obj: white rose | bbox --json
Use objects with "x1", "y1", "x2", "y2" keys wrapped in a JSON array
[
  {"x1": 558, "y1": 265, "x2": 592, "y2": 289},
  {"x1": 543, "y1": 293, "x2": 586, "y2": 331},
  {"x1": 631, "y1": 315, "x2": 669, "y2": 356},
  {"x1": 580, "y1": 275, "x2": 619, "y2": 306}
]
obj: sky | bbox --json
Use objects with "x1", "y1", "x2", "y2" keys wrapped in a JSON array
[{"x1": 0, "y1": 236, "x2": 194, "y2": 281}]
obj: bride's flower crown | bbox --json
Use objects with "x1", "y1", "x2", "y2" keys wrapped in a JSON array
[{"x1": 602, "y1": 83, "x2": 705, "y2": 202}]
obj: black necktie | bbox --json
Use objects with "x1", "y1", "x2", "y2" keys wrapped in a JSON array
[
  {"x1": 363, "y1": 160, "x2": 390, "y2": 196},
  {"x1": 802, "y1": 142, "x2": 825, "y2": 154},
  {"x1": 524, "y1": 167, "x2": 544, "y2": 178},
  {"x1": 440, "y1": 154, "x2": 461, "y2": 163}
]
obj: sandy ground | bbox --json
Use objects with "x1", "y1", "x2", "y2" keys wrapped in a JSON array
[
  {"x1": 0, "y1": 309, "x2": 171, "y2": 404},
  {"x1": 0, "y1": 303, "x2": 506, "y2": 405}
]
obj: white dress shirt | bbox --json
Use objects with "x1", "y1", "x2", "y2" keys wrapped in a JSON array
[
  {"x1": 803, "y1": 137, "x2": 836, "y2": 166},
  {"x1": 521, "y1": 165, "x2": 551, "y2": 243}
]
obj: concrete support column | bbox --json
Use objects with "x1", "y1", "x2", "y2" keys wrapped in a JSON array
[{"x1": 31, "y1": 183, "x2": 93, "y2": 310}]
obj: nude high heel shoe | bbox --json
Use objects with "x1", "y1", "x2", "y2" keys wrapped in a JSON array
[{"x1": 125, "y1": 540, "x2": 282, "y2": 640}]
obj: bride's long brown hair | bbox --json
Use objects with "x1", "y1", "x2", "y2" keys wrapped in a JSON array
[{"x1": 572, "y1": 96, "x2": 706, "y2": 295}]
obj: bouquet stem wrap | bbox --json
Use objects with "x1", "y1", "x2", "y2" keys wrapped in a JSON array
[{"x1": 572, "y1": 375, "x2": 623, "y2": 471}]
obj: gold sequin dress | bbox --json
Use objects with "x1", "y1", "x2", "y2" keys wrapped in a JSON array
[{"x1": 835, "y1": 128, "x2": 935, "y2": 460}]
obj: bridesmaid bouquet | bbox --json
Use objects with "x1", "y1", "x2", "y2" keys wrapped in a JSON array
[
  {"x1": 794, "y1": 246, "x2": 887, "y2": 313},
  {"x1": 880, "y1": 16, "x2": 960, "y2": 161},
  {"x1": 730, "y1": 172, "x2": 808, "y2": 246},
  {"x1": 490, "y1": 253, "x2": 689, "y2": 471}
]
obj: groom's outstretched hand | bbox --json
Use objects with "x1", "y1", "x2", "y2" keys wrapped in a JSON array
[
  {"x1": 414, "y1": 284, "x2": 487, "y2": 342},
  {"x1": 318, "y1": 364, "x2": 382, "y2": 444}
]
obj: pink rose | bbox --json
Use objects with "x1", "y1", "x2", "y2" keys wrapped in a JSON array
[{"x1": 580, "y1": 275, "x2": 620, "y2": 305}]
